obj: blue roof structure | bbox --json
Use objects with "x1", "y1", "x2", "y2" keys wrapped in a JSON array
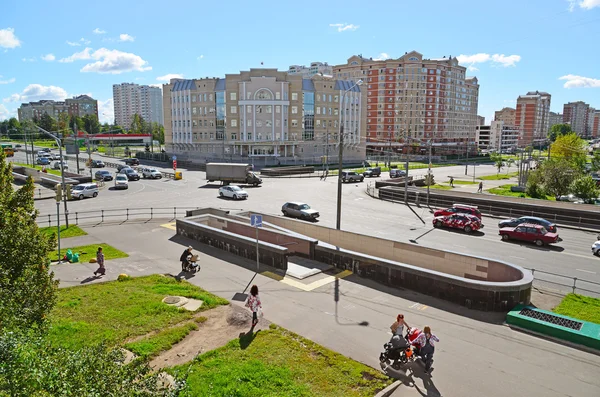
[
  {"x1": 334, "y1": 80, "x2": 362, "y2": 92},
  {"x1": 302, "y1": 79, "x2": 315, "y2": 92},
  {"x1": 215, "y1": 78, "x2": 226, "y2": 91},
  {"x1": 172, "y1": 80, "x2": 196, "y2": 91}
]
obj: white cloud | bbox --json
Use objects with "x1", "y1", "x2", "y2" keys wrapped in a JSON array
[
  {"x1": 80, "y1": 48, "x2": 152, "y2": 74},
  {"x1": 329, "y1": 23, "x2": 359, "y2": 32},
  {"x1": 567, "y1": 0, "x2": 578, "y2": 11},
  {"x1": 0, "y1": 77, "x2": 16, "y2": 84},
  {"x1": 119, "y1": 33, "x2": 135, "y2": 42},
  {"x1": 491, "y1": 54, "x2": 521, "y2": 67},
  {"x1": 197, "y1": 55, "x2": 204, "y2": 60},
  {"x1": 66, "y1": 41, "x2": 80, "y2": 46},
  {"x1": 41, "y1": 53, "x2": 56, "y2": 61},
  {"x1": 156, "y1": 73, "x2": 184, "y2": 82},
  {"x1": 373, "y1": 53, "x2": 390, "y2": 61},
  {"x1": 98, "y1": 98, "x2": 114, "y2": 124},
  {"x1": 66, "y1": 38, "x2": 90, "y2": 46},
  {"x1": 580, "y1": 0, "x2": 600, "y2": 8},
  {"x1": 4, "y1": 84, "x2": 68, "y2": 103},
  {"x1": 0, "y1": 104, "x2": 10, "y2": 120},
  {"x1": 59, "y1": 47, "x2": 93, "y2": 63},
  {"x1": 467, "y1": 65, "x2": 479, "y2": 72},
  {"x1": 456, "y1": 53, "x2": 491, "y2": 64},
  {"x1": 93, "y1": 28, "x2": 107, "y2": 34},
  {"x1": 0, "y1": 28, "x2": 21, "y2": 49},
  {"x1": 559, "y1": 74, "x2": 600, "y2": 88},
  {"x1": 21, "y1": 57, "x2": 36, "y2": 62},
  {"x1": 456, "y1": 53, "x2": 521, "y2": 69}
]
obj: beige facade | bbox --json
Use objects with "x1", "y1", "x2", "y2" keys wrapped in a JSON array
[
  {"x1": 494, "y1": 107, "x2": 516, "y2": 126},
  {"x1": 163, "y1": 69, "x2": 366, "y2": 164},
  {"x1": 18, "y1": 95, "x2": 98, "y2": 122}
]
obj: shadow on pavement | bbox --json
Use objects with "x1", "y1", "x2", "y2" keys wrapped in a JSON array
[
  {"x1": 80, "y1": 275, "x2": 101, "y2": 284},
  {"x1": 382, "y1": 361, "x2": 442, "y2": 397}
]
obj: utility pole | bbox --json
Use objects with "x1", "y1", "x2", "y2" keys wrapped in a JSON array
[
  {"x1": 23, "y1": 127, "x2": 29, "y2": 165},
  {"x1": 427, "y1": 140, "x2": 432, "y2": 206},
  {"x1": 465, "y1": 141, "x2": 469, "y2": 175},
  {"x1": 388, "y1": 131, "x2": 392, "y2": 168},
  {"x1": 404, "y1": 133, "x2": 410, "y2": 204},
  {"x1": 37, "y1": 127, "x2": 69, "y2": 227}
]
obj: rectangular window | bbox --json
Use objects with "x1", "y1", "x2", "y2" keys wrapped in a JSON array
[
  {"x1": 248, "y1": 120, "x2": 252, "y2": 127},
  {"x1": 231, "y1": 119, "x2": 237, "y2": 127},
  {"x1": 231, "y1": 133, "x2": 237, "y2": 140},
  {"x1": 316, "y1": 119, "x2": 321, "y2": 127},
  {"x1": 209, "y1": 94, "x2": 213, "y2": 101},
  {"x1": 230, "y1": 106, "x2": 237, "y2": 114},
  {"x1": 210, "y1": 132, "x2": 214, "y2": 139},
  {"x1": 247, "y1": 91, "x2": 252, "y2": 99},
  {"x1": 192, "y1": 95, "x2": 197, "y2": 102},
  {"x1": 291, "y1": 106, "x2": 298, "y2": 114},
  {"x1": 292, "y1": 92, "x2": 298, "y2": 101},
  {"x1": 276, "y1": 119, "x2": 281, "y2": 127},
  {"x1": 192, "y1": 107, "x2": 197, "y2": 115},
  {"x1": 247, "y1": 106, "x2": 252, "y2": 114},
  {"x1": 193, "y1": 120, "x2": 197, "y2": 126},
  {"x1": 203, "y1": 93, "x2": 207, "y2": 101},
  {"x1": 230, "y1": 92, "x2": 237, "y2": 100},
  {"x1": 266, "y1": 120, "x2": 272, "y2": 127},
  {"x1": 334, "y1": 108, "x2": 339, "y2": 116},
  {"x1": 266, "y1": 105, "x2": 272, "y2": 114},
  {"x1": 291, "y1": 119, "x2": 298, "y2": 127},
  {"x1": 316, "y1": 107, "x2": 320, "y2": 115},
  {"x1": 275, "y1": 92, "x2": 281, "y2": 100},
  {"x1": 276, "y1": 105, "x2": 280, "y2": 113}
]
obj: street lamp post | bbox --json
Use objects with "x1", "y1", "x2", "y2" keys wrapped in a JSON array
[{"x1": 336, "y1": 79, "x2": 363, "y2": 230}]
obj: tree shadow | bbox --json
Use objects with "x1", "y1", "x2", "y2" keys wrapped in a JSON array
[
  {"x1": 80, "y1": 275, "x2": 101, "y2": 284},
  {"x1": 239, "y1": 329, "x2": 260, "y2": 350}
]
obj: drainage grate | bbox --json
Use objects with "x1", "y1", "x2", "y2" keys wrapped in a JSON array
[{"x1": 519, "y1": 308, "x2": 583, "y2": 331}]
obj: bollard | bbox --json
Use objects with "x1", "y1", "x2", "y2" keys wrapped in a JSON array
[
  {"x1": 48, "y1": 214, "x2": 51, "y2": 227},
  {"x1": 126, "y1": 208, "x2": 129, "y2": 221},
  {"x1": 75, "y1": 212, "x2": 78, "y2": 224},
  {"x1": 150, "y1": 208, "x2": 153, "y2": 219},
  {"x1": 572, "y1": 277, "x2": 577, "y2": 294},
  {"x1": 101, "y1": 210, "x2": 104, "y2": 222},
  {"x1": 173, "y1": 207, "x2": 176, "y2": 219}
]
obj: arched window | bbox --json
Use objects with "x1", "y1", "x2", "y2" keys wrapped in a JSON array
[{"x1": 255, "y1": 89, "x2": 272, "y2": 100}]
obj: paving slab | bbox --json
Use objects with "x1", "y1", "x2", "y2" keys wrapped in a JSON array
[{"x1": 286, "y1": 256, "x2": 333, "y2": 279}]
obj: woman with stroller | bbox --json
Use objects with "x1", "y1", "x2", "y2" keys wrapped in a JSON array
[
  {"x1": 413, "y1": 326, "x2": 440, "y2": 374},
  {"x1": 180, "y1": 246, "x2": 193, "y2": 272}
]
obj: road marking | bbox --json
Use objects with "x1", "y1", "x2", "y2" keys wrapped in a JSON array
[
  {"x1": 419, "y1": 305, "x2": 428, "y2": 311},
  {"x1": 280, "y1": 270, "x2": 353, "y2": 292},
  {"x1": 510, "y1": 255, "x2": 526, "y2": 260},
  {"x1": 409, "y1": 302, "x2": 420, "y2": 309},
  {"x1": 160, "y1": 222, "x2": 176, "y2": 230},
  {"x1": 576, "y1": 269, "x2": 596, "y2": 274}
]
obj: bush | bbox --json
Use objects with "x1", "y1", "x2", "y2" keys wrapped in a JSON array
[{"x1": 526, "y1": 169, "x2": 545, "y2": 199}]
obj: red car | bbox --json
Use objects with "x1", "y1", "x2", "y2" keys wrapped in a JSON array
[
  {"x1": 433, "y1": 204, "x2": 482, "y2": 220},
  {"x1": 499, "y1": 224, "x2": 559, "y2": 246},
  {"x1": 433, "y1": 214, "x2": 483, "y2": 233}
]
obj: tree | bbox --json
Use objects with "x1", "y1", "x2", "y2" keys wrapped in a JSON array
[
  {"x1": 506, "y1": 158, "x2": 515, "y2": 174},
  {"x1": 550, "y1": 133, "x2": 587, "y2": 170},
  {"x1": 130, "y1": 114, "x2": 146, "y2": 134},
  {"x1": 0, "y1": 153, "x2": 58, "y2": 331},
  {"x1": 7, "y1": 118, "x2": 22, "y2": 139},
  {"x1": 57, "y1": 112, "x2": 71, "y2": 133},
  {"x1": 489, "y1": 153, "x2": 504, "y2": 174},
  {"x1": 525, "y1": 169, "x2": 546, "y2": 199},
  {"x1": 570, "y1": 176, "x2": 599, "y2": 203},
  {"x1": 547, "y1": 124, "x2": 573, "y2": 142},
  {"x1": 591, "y1": 151, "x2": 600, "y2": 172},
  {"x1": 82, "y1": 114, "x2": 101, "y2": 134},
  {"x1": 150, "y1": 122, "x2": 165, "y2": 144},
  {"x1": 38, "y1": 112, "x2": 56, "y2": 133},
  {"x1": 540, "y1": 158, "x2": 580, "y2": 200}
]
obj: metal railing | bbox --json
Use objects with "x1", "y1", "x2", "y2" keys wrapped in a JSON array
[{"x1": 530, "y1": 268, "x2": 600, "y2": 297}]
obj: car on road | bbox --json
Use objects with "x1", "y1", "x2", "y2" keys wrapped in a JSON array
[
  {"x1": 90, "y1": 160, "x2": 105, "y2": 168},
  {"x1": 592, "y1": 240, "x2": 600, "y2": 256},
  {"x1": 390, "y1": 169, "x2": 407, "y2": 178},
  {"x1": 52, "y1": 161, "x2": 69, "y2": 170},
  {"x1": 70, "y1": 183, "x2": 99, "y2": 200},
  {"x1": 433, "y1": 213, "x2": 483, "y2": 233},
  {"x1": 434, "y1": 204, "x2": 482, "y2": 220},
  {"x1": 15, "y1": 144, "x2": 21, "y2": 148},
  {"x1": 41, "y1": 148, "x2": 52, "y2": 153},
  {"x1": 499, "y1": 224, "x2": 559, "y2": 246},
  {"x1": 116, "y1": 164, "x2": 131, "y2": 172},
  {"x1": 281, "y1": 202, "x2": 320, "y2": 221},
  {"x1": 142, "y1": 168, "x2": 162, "y2": 179},
  {"x1": 124, "y1": 158, "x2": 140, "y2": 166},
  {"x1": 36, "y1": 157, "x2": 50, "y2": 165},
  {"x1": 498, "y1": 216, "x2": 557, "y2": 233},
  {"x1": 218, "y1": 185, "x2": 248, "y2": 200},
  {"x1": 120, "y1": 168, "x2": 140, "y2": 181},
  {"x1": 94, "y1": 170, "x2": 113, "y2": 181},
  {"x1": 363, "y1": 167, "x2": 381, "y2": 178},
  {"x1": 114, "y1": 174, "x2": 129, "y2": 190},
  {"x1": 341, "y1": 171, "x2": 364, "y2": 183}
]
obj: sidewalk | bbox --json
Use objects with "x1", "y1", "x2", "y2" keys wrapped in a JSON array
[{"x1": 50, "y1": 223, "x2": 600, "y2": 397}]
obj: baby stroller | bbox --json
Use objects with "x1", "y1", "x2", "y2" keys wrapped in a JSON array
[{"x1": 183, "y1": 254, "x2": 200, "y2": 273}]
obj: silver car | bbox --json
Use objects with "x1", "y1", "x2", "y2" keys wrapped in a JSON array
[
  {"x1": 71, "y1": 183, "x2": 99, "y2": 200},
  {"x1": 281, "y1": 202, "x2": 319, "y2": 221}
]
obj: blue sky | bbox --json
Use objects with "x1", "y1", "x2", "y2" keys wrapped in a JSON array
[{"x1": 1, "y1": 0, "x2": 599, "y2": 124}]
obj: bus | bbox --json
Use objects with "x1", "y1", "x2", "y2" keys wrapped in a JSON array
[{"x1": 2, "y1": 144, "x2": 14, "y2": 157}]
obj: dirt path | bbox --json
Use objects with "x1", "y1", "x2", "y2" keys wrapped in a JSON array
[{"x1": 150, "y1": 304, "x2": 269, "y2": 369}]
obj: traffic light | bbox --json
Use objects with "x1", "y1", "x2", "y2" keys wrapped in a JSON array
[
  {"x1": 334, "y1": 278, "x2": 340, "y2": 302},
  {"x1": 55, "y1": 184, "x2": 62, "y2": 202},
  {"x1": 65, "y1": 184, "x2": 72, "y2": 200}
]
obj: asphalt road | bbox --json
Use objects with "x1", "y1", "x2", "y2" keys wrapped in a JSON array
[{"x1": 11, "y1": 148, "x2": 600, "y2": 293}]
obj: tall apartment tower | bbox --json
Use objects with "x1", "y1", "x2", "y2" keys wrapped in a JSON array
[
  {"x1": 548, "y1": 111, "x2": 563, "y2": 131},
  {"x1": 113, "y1": 83, "x2": 164, "y2": 127},
  {"x1": 332, "y1": 51, "x2": 479, "y2": 155},
  {"x1": 494, "y1": 107, "x2": 516, "y2": 126},
  {"x1": 587, "y1": 107, "x2": 596, "y2": 137},
  {"x1": 563, "y1": 101, "x2": 590, "y2": 136},
  {"x1": 592, "y1": 111, "x2": 600, "y2": 138},
  {"x1": 515, "y1": 91, "x2": 551, "y2": 147}
]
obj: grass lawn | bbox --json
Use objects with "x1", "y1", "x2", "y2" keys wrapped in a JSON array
[
  {"x1": 553, "y1": 294, "x2": 600, "y2": 325},
  {"x1": 40, "y1": 225, "x2": 87, "y2": 239},
  {"x1": 33, "y1": 140, "x2": 60, "y2": 148},
  {"x1": 11, "y1": 162, "x2": 63, "y2": 176},
  {"x1": 126, "y1": 322, "x2": 199, "y2": 358},
  {"x1": 54, "y1": 243, "x2": 129, "y2": 264},
  {"x1": 425, "y1": 184, "x2": 453, "y2": 190},
  {"x1": 448, "y1": 179, "x2": 479, "y2": 185},
  {"x1": 487, "y1": 184, "x2": 555, "y2": 200},
  {"x1": 174, "y1": 325, "x2": 392, "y2": 397},
  {"x1": 478, "y1": 172, "x2": 520, "y2": 180},
  {"x1": 48, "y1": 275, "x2": 228, "y2": 350}
]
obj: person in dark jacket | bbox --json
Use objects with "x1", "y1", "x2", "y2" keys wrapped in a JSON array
[{"x1": 180, "y1": 246, "x2": 193, "y2": 271}]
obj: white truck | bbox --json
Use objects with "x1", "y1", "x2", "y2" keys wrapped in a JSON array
[{"x1": 205, "y1": 163, "x2": 262, "y2": 186}]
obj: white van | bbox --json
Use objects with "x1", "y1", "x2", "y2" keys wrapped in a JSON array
[{"x1": 70, "y1": 183, "x2": 99, "y2": 200}]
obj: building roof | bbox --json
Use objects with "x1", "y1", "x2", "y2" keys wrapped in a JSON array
[
  {"x1": 172, "y1": 80, "x2": 196, "y2": 91},
  {"x1": 72, "y1": 94, "x2": 95, "y2": 101},
  {"x1": 215, "y1": 78, "x2": 226, "y2": 91},
  {"x1": 334, "y1": 80, "x2": 362, "y2": 92},
  {"x1": 302, "y1": 79, "x2": 315, "y2": 91}
]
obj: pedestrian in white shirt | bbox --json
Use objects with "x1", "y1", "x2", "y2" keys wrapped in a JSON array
[{"x1": 414, "y1": 326, "x2": 439, "y2": 374}]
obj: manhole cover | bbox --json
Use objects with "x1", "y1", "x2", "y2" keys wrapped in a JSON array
[{"x1": 163, "y1": 296, "x2": 181, "y2": 304}]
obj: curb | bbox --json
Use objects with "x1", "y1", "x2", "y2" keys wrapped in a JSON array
[
  {"x1": 506, "y1": 324, "x2": 600, "y2": 357},
  {"x1": 374, "y1": 380, "x2": 402, "y2": 397}
]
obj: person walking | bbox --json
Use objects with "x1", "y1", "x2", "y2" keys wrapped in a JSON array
[
  {"x1": 414, "y1": 326, "x2": 440, "y2": 374},
  {"x1": 390, "y1": 313, "x2": 410, "y2": 338},
  {"x1": 180, "y1": 246, "x2": 193, "y2": 272},
  {"x1": 478, "y1": 181, "x2": 483, "y2": 193},
  {"x1": 93, "y1": 247, "x2": 105, "y2": 276},
  {"x1": 245, "y1": 285, "x2": 262, "y2": 328},
  {"x1": 449, "y1": 176, "x2": 454, "y2": 187}
]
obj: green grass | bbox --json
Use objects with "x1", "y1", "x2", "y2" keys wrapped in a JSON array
[
  {"x1": 40, "y1": 225, "x2": 87, "y2": 239},
  {"x1": 487, "y1": 184, "x2": 555, "y2": 200},
  {"x1": 428, "y1": 184, "x2": 453, "y2": 190},
  {"x1": 125, "y1": 322, "x2": 199, "y2": 358},
  {"x1": 47, "y1": 275, "x2": 229, "y2": 350},
  {"x1": 54, "y1": 243, "x2": 128, "y2": 263},
  {"x1": 553, "y1": 294, "x2": 600, "y2": 325},
  {"x1": 478, "y1": 172, "x2": 519, "y2": 180},
  {"x1": 173, "y1": 325, "x2": 391, "y2": 397},
  {"x1": 448, "y1": 179, "x2": 479, "y2": 185},
  {"x1": 11, "y1": 162, "x2": 63, "y2": 176},
  {"x1": 33, "y1": 140, "x2": 60, "y2": 148}
]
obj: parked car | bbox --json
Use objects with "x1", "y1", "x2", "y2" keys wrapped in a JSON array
[
  {"x1": 592, "y1": 240, "x2": 600, "y2": 256},
  {"x1": 70, "y1": 183, "x2": 99, "y2": 200},
  {"x1": 41, "y1": 148, "x2": 52, "y2": 153},
  {"x1": 52, "y1": 161, "x2": 69, "y2": 170},
  {"x1": 281, "y1": 202, "x2": 320, "y2": 221},
  {"x1": 95, "y1": 170, "x2": 113, "y2": 181},
  {"x1": 124, "y1": 158, "x2": 140, "y2": 166},
  {"x1": 499, "y1": 224, "x2": 559, "y2": 246},
  {"x1": 434, "y1": 204, "x2": 482, "y2": 220},
  {"x1": 114, "y1": 174, "x2": 129, "y2": 190},
  {"x1": 557, "y1": 194, "x2": 584, "y2": 203},
  {"x1": 498, "y1": 216, "x2": 557, "y2": 233},
  {"x1": 36, "y1": 157, "x2": 50, "y2": 165},
  {"x1": 363, "y1": 167, "x2": 381, "y2": 178},
  {"x1": 120, "y1": 168, "x2": 140, "y2": 181},
  {"x1": 218, "y1": 185, "x2": 248, "y2": 200},
  {"x1": 341, "y1": 171, "x2": 364, "y2": 183},
  {"x1": 90, "y1": 160, "x2": 105, "y2": 168},
  {"x1": 433, "y1": 213, "x2": 483, "y2": 233},
  {"x1": 142, "y1": 168, "x2": 162, "y2": 179},
  {"x1": 15, "y1": 144, "x2": 21, "y2": 148},
  {"x1": 116, "y1": 164, "x2": 131, "y2": 172},
  {"x1": 390, "y1": 169, "x2": 407, "y2": 178}
]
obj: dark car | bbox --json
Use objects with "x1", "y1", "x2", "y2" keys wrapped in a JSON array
[
  {"x1": 95, "y1": 170, "x2": 113, "y2": 181},
  {"x1": 363, "y1": 167, "x2": 381, "y2": 177},
  {"x1": 499, "y1": 224, "x2": 559, "y2": 246},
  {"x1": 498, "y1": 216, "x2": 557, "y2": 233},
  {"x1": 434, "y1": 204, "x2": 482, "y2": 220},
  {"x1": 433, "y1": 214, "x2": 483, "y2": 233},
  {"x1": 124, "y1": 158, "x2": 140, "y2": 166},
  {"x1": 90, "y1": 159, "x2": 105, "y2": 168},
  {"x1": 390, "y1": 169, "x2": 407, "y2": 178},
  {"x1": 117, "y1": 164, "x2": 132, "y2": 172},
  {"x1": 120, "y1": 168, "x2": 140, "y2": 181}
]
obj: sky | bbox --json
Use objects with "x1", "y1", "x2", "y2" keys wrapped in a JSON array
[{"x1": 1, "y1": 0, "x2": 599, "y2": 125}]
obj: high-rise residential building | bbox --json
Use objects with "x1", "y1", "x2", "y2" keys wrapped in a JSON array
[
  {"x1": 163, "y1": 69, "x2": 366, "y2": 164},
  {"x1": 593, "y1": 111, "x2": 600, "y2": 138},
  {"x1": 477, "y1": 115, "x2": 485, "y2": 126},
  {"x1": 515, "y1": 91, "x2": 551, "y2": 147},
  {"x1": 548, "y1": 111, "x2": 563, "y2": 131},
  {"x1": 587, "y1": 107, "x2": 596, "y2": 137},
  {"x1": 494, "y1": 107, "x2": 516, "y2": 126},
  {"x1": 563, "y1": 101, "x2": 589, "y2": 136},
  {"x1": 287, "y1": 62, "x2": 333, "y2": 77},
  {"x1": 18, "y1": 95, "x2": 98, "y2": 122},
  {"x1": 113, "y1": 83, "x2": 164, "y2": 127},
  {"x1": 476, "y1": 121, "x2": 519, "y2": 153},
  {"x1": 332, "y1": 51, "x2": 479, "y2": 155}
]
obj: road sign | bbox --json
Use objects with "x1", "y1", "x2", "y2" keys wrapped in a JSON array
[
  {"x1": 172, "y1": 155, "x2": 177, "y2": 161},
  {"x1": 250, "y1": 214, "x2": 263, "y2": 228},
  {"x1": 173, "y1": 160, "x2": 177, "y2": 170}
]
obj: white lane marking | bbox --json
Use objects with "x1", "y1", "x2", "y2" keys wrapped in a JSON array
[
  {"x1": 409, "y1": 302, "x2": 420, "y2": 309},
  {"x1": 510, "y1": 256, "x2": 526, "y2": 260},
  {"x1": 576, "y1": 269, "x2": 596, "y2": 274},
  {"x1": 454, "y1": 244, "x2": 467, "y2": 249}
]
